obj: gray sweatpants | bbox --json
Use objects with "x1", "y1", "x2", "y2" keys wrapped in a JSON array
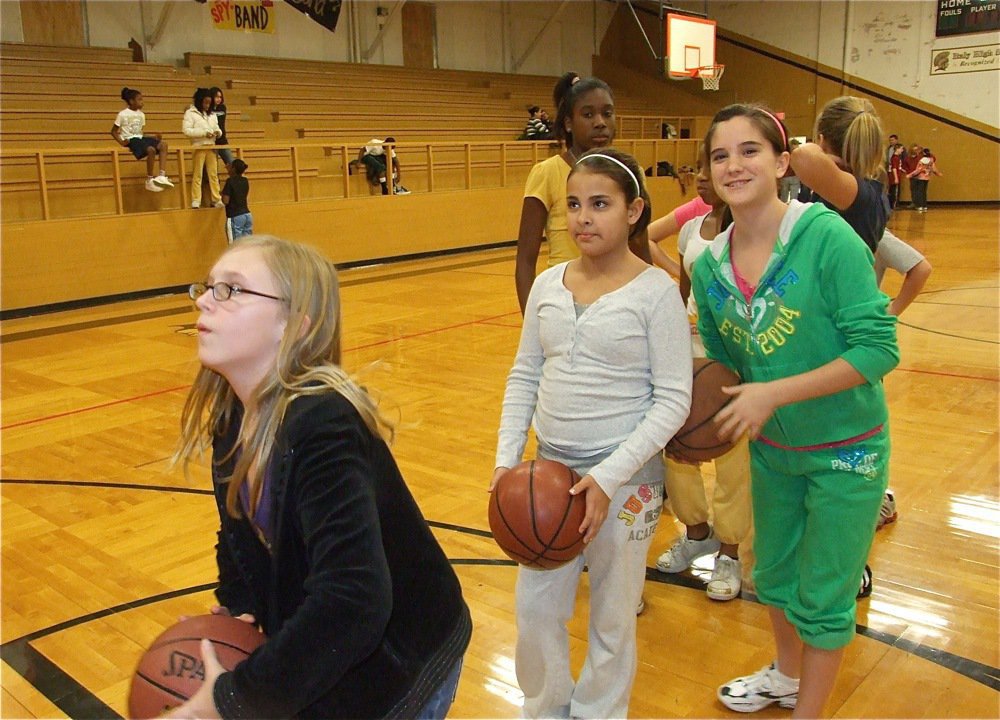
[{"x1": 515, "y1": 448, "x2": 663, "y2": 719}]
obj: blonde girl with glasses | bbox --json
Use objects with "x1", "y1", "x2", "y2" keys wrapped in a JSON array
[{"x1": 172, "y1": 236, "x2": 471, "y2": 719}]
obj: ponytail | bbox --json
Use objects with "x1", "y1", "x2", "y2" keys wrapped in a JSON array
[
  {"x1": 841, "y1": 110, "x2": 884, "y2": 181},
  {"x1": 816, "y1": 96, "x2": 885, "y2": 181}
]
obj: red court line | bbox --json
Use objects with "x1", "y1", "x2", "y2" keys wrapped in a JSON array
[
  {"x1": 346, "y1": 311, "x2": 520, "y2": 351},
  {"x1": 1, "y1": 385, "x2": 191, "y2": 430},
  {"x1": 2, "y1": 311, "x2": 523, "y2": 430}
]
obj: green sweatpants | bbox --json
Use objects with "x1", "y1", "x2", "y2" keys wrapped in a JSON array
[{"x1": 750, "y1": 427, "x2": 889, "y2": 650}]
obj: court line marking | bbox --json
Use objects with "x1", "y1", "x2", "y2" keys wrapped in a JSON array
[
  {"x1": 0, "y1": 551, "x2": 996, "y2": 720},
  {"x1": 0, "y1": 385, "x2": 191, "y2": 430},
  {"x1": 897, "y1": 318, "x2": 999, "y2": 344},
  {"x1": 0, "y1": 311, "x2": 522, "y2": 430},
  {"x1": 4, "y1": 351, "x2": 995, "y2": 433}
]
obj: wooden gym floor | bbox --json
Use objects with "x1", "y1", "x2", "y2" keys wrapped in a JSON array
[{"x1": 2, "y1": 206, "x2": 997, "y2": 718}]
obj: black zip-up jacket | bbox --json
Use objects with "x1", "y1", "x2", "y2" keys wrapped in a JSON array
[{"x1": 210, "y1": 392, "x2": 472, "y2": 718}]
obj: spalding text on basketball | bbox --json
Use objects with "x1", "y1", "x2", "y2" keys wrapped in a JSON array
[{"x1": 163, "y1": 651, "x2": 206, "y2": 681}]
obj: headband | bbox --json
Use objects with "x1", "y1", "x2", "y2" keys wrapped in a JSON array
[
  {"x1": 759, "y1": 109, "x2": 788, "y2": 150},
  {"x1": 576, "y1": 153, "x2": 641, "y2": 197}
]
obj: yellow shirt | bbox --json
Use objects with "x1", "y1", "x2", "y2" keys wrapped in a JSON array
[{"x1": 523, "y1": 154, "x2": 578, "y2": 266}]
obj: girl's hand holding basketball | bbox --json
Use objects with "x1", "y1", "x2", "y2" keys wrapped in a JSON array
[
  {"x1": 488, "y1": 467, "x2": 509, "y2": 492},
  {"x1": 715, "y1": 382, "x2": 777, "y2": 442},
  {"x1": 210, "y1": 604, "x2": 256, "y2": 625},
  {"x1": 164, "y1": 639, "x2": 223, "y2": 719},
  {"x1": 569, "y1": 474, "x2": 610, "y2": 543}
]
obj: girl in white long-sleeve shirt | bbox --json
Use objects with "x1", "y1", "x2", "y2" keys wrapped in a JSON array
[
  {"x1": 183, "y1": 87, "x2": 223, "y2": 208},
  {"x1": 492, "y1": 149, "x2": 692, "y2": 719}
]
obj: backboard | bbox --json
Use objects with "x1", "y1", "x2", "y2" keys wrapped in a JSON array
[{"x1": 665, "y1": 13, "x2": 717, "y2": 79}]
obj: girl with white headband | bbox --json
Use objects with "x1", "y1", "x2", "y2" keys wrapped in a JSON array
[{"x1": 492, "y1": 148, "x2": 693, "y2": 718}]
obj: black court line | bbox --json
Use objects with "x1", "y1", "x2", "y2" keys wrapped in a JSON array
[
  {"x1": 897, "y1": 318, "x2": 999, "y2": 344},
  {"x1": 2, "y1": 481, "x2": 998, "y2": 704},
  {"x1": 0, "y1": 583, "x2": 217, "y2": 719},
  {"x1": 0, "y1": 249, "x2": 517, "y2": 342},
  {"x1": 0, "y1": 305, "x2": 193, "y2": 343},
  {"x1": 917, "y1": 285, "x2": 998, "y2": 296},
  {"x1": 1, "y1": 244, "x2": 517, "y2": 322},
  {"x1": 1, "y1": 641, "x2": 121, "y2": 720},
  {"x1": 0, "y1": 478, "x2": 213, "y2": 495}
]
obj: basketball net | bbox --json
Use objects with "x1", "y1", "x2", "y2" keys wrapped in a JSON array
[{"x1": 695, "y1": 65, "x2": 725, "y2": 91}]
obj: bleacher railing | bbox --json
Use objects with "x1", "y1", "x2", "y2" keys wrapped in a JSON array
[{"x1": 0, "y1": 138, "x2": 702, "y2": 223}]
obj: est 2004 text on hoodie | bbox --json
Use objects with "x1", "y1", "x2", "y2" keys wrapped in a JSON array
[{"x1": 690, "y1": 200, "x2": 899, "y2": 448}]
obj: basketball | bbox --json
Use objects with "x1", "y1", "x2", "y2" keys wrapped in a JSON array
[
  {"x1": 488, "y1": 459, "x2": 586, "y2": 569},
  {"x1": 128, "y1": 614, "x2": 265, "y2": 719},
  {"x1": 666, "y1": 358, "x2": 741, "y2": 462}
]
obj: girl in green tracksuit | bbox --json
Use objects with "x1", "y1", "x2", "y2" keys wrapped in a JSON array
[{"x1": 691, "y1": 104, "x2": 899, "y2": 718}]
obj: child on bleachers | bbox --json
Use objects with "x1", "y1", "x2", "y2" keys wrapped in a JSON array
[
  {"x1": 209, "y1": 86, "x2": 234, "y2": 168},
  {"x1": 222, "y1": 159, "x2": 253, "y2": 243},
  {"x1": 183, "y1": 87, "x2": 224, "y2": 209},
  {"x1": 357, "y1": 138, "x2": 410, "y2": 195},
  {"x1": 111, "y1": 87, "x2": 175, "y2": 193}
]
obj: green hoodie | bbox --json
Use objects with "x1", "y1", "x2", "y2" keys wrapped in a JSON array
[{"x1": 691, "y1": 201, "x2": 899, "y2": 448}]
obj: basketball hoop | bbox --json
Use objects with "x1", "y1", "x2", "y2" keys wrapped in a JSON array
[{"x1": 693, "y1": 64, "x2": 725, "y2": 91}]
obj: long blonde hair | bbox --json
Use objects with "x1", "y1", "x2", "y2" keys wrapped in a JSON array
[
  {"x1": 815, "y1": 96, "x2": 885, "y2": 181},
  {"x1": 175, "y1": 236, "x2": 394, "y2": 517}
]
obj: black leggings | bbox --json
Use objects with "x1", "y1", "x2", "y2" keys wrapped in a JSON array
[{"x1": 910, "y1": 179, "x2": 929, "y2": 208}]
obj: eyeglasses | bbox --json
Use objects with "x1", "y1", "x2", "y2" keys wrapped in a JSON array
[{"x1": 189, "y1": 281, "x2": 285, "y2": 303}]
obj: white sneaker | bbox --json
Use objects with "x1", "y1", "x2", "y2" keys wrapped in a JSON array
[
  {"x1": 877, "y1": 490, "x2": 898, "y2": 529},
  {"x1": 656, "y1": 530, "x2": 721, "y2": 573},
  {"x1": 145, "y1": 178, "x2": 164, "y2": 192},
  {"x1": 191, "y1": 201, "x2": 201, "y2": 209},
  {"x1": 152, "y1": 174, "x2": 174, "y2": 188},
  {"x1": 718, "y1": 663, "x2": 798, "y2": 712},
  {"x1": 707, "y1": 555, "x2": 742, "y2": 601},
  {"x1": 212, "y1": 201, "x2": 224, "y2": 208},
  {"x1": 636, "y1": 597, "x2": 645, "y2": 615}
]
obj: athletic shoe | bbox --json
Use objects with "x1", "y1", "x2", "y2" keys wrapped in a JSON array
[
  {"x1": 145, "y1": 178, "x2": 164, "y2": 192},
  {"x1": 212, "y1": 201, "x2": 225, "y2": 208},
  {"x1": 718, "y1": 663, "x2": 798, "y2": 712},
  {"x1": 707, "y1": 555, "x2": 742, "y2": 601},
  {"x1": 191, "y1": 201, "x2": 201, "y2": 209},
  {"x1": 656, "y1": 529, "x2": 721, "y2": 573},
  {"x1": 857, "y1": 564, "x2": 873, "y2": 599},
  {"x1": 876, "y1": 490, "x2": 897, "y2": 530},
  {"x1": 636, "y1": 597, "x2": 645, "y2": 615},
  {"x1": 152, "y1": 173, "x2": 174, "y2": 188},
  {"x1": 395, "y1": 185, "x2": 411, "y2": 195}
]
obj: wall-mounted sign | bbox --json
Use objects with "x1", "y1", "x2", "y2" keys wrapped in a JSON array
[
  {"x1": 936, "y1": 0, "x2": 1000, "y2": 37},
  {"x1": 211, "y1": 0, "x2": 275, "y2": 34},
  {"x1": 931, "y1": 42, "x2": 1000, "y2": 74}
]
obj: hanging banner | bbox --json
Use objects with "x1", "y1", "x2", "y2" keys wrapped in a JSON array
[
  {"x1": 211, "y1": 0, "x2": 275, "y2": 34},
  {"x1": 284, "y1": 0, "x2": 343, "y2": 33},
  {"x1": 936, "y1": 0, "x2": 1000, "y2": 37}
]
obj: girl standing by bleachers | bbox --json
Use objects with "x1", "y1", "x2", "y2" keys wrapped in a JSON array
[
  {"x1": 183, "y1": 88, "x2": 223, "y2": 209},
  {"x1": 514, "y1": 77, "x2": 649, "y2": 314}
]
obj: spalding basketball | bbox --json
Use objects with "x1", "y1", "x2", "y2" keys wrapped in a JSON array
[
  {"x1": 666, "y1": 357, "x2": 741, "y2": 462},
  {"x1": 489, "y1": 459, "x2": 586, "y2": 569},
  {"x1": 128, "y1": 614, "x2": 265, "y2": 719}
]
